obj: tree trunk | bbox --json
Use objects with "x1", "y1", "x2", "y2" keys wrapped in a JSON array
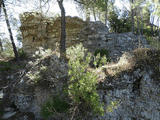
[
  {"x1": 105, "y1": 0, "x2": 108, "y2": 26},
  {"x1": 2, "y1": 0, "x2": 18, "y2": 59},
  {"x1": 151, "y1": 16, "x2": 154, "y2": 36},
  {"x1": 157, "y1": 17, "x2": 160, "y2": 41},
  {"x1": 0, "y1": 38, "x2": 3, "y2": 52},
  {"x1": 92, "y1": 6, "x2": 96, "y2": 21},
  {"x1": 140, "y1": 11, "x2": 143, "y2": 35},
  {"x1": 158, "y1": 26, "x2": 160, "y2": 42},
  {"x1": 137, "y1": 17, "x2": 140, "y2": 35},
  {"x1": 86, "y1": 8, "x2": 90, "y2": 22},
  {"x1": 137, "y1": 17, "x2": 141, "y2": 47},
  {"x1": 0, "y1": 0, "x2": 2, "y2": 15},
  {"x1": 131, "y1": 0, "x2": 135, "y2": 33},
  {"x1": 57, "y1": 0, "x2": 66, "y2": 59},
  {"x1": 98, "y1": 12, "x2": 101, "y2": 21}
]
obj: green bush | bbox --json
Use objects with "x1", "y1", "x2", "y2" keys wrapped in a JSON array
[
  {"x1": 0, "y1": 61, "x2": 22, "y2": 71},
  {"x1": 94, "y1": 49, "x2": 110, "y2": 67},
  {"x1": 94, "y1": 49, "x2": 109, "y2": 58},
  {"x1": 146, "y1": 36, "x2": 160, "y2": 50},
  {"x1": 67, "y1": 44, "x2": 104, "y2": 116},
  {"x1": 41, "y1": 96, "x2": 70, "y2": 119},
  {"x1": 18, "y1": 48, "x2": 27, "y2": 59}
]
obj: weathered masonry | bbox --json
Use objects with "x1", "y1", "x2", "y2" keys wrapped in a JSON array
[
  {"x1": 20, "y1": 12, "x2": 149, "y2": 60},
  {"x1": 20, "y1": 12, "x2": 109, "y2": 54}
]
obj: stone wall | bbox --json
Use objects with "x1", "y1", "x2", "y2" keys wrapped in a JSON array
[
  {"x1": 20, "y1": 12, "x2": 149, "y2": 61},
  {"x1": 20, "y1": 12, "x2": 109, "y2": 54}
]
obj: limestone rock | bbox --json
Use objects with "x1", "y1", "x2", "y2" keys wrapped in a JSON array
[
  {"x1": 96, "y1": 49, "x2": 160, "y2": 120},
  {"x1": 2, "y1": 48, "x2": 159, "y2": 120}
]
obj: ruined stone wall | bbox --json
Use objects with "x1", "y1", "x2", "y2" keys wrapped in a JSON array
[
  {"x1": 20, "y1": 12, "x2": 88, "y2": 54},
  {"x1": 20, "y1": 12, "x2": 149, "y2": 59}
]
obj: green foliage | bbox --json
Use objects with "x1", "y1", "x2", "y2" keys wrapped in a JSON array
[
  {"x1": 133, "y1": 48, "x2": 160, "y2": 81},
  {"x1": 96, "y1": 0, "x2": 109, "y2": 11},
  {"x1": 108, "y1": 9, "x2": 132, "y2": 33},
  {"x1": 67, "y1": 44, "x2": 104, "y2": 116},
  {"x1": 143, "y1": 27, "x2": 153, "y2": 36},
  {"x1": 18, "y1": 48, "x2": 27, "y2": 59},
  {"x1": 0, "y1": 61, "x2": 22, "y2": 72},
  {"x1": 146, "y1": 36, "x2": 160, "y2": 50},
  {"x1": 106, "y1": 100, "x2": 120, "y2": 112},
  {"x1": 94, "y1": 49, "x2": 109, "y2": 58},
  {"x1": 93, "y1": 53, "x2": 107, "y2": 68},
  {"x1": 0, "y1": 37, "x2": 14, "y2": 58},
  {"x1": 94, "y1": 49, "x2": 110, "y2": 67},
  {"x1": 41, "y1": 96, "x2": 70, "y2": 119}
]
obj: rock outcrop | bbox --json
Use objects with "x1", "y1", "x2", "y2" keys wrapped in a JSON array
[
  {"x1": 5, "y1": 51, "x2": 68, "y2": 119},
  {"x1": 1, "y1": 48, "x2": 160, "y2": 120},
  {"x1": 95, "y1": 48, "x2": 160, "y2": 120}
]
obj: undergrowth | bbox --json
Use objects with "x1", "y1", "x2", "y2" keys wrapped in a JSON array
[
  {"x1": 41, "y1": 95, "x2": 70, "y2": 119},
  {"x1": 94, "y1": 49, "x2": 110, "y2": 67},
  {"x1": 67, "y1": 44, "x2": 104, "y2": 117},
  {"x1": 147, "y1": 36, "x2": 160, "y2": 50},
  {"x1": 0, "y1": 60, "x2": 24, "y2": 72},
  {"x1": 133, "y1": 48, "x2": 160, "y2": 81}
]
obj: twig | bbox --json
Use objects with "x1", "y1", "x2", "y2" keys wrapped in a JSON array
[{"x1": 70, "y1": 105, "x2": 78, "y2": 120}]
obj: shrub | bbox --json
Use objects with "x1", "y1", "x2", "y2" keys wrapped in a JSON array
[
  {"x1": 94, "y1": 49, "x2": 109, "y2": 58},
  {"x1": 133, "y1": 48, "x2": 160, "y2": 81},
  {"x1": 0, "y1": 61, "x2": 22, "y2": 72},
  {"x1": 67, "y1": 44, "x2": 104, "y2": 116},
  {"x1": 41, "y1": 96, "x2": 70, "y2": 119},
  {"x1": 106, "y1": 100, "x2": 120, "y2": 112},
  {"x1": 18, "y1": 48, "x2": 27, "y2": 59},
  {"x1": 94, "y1": 49, "x2": 110, "y2": 67},
  {"x1": 146, "y1": 36, "x2": 160, "y2": 50}
]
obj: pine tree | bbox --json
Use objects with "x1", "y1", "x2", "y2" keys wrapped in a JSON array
[{"x1": 1, "y1": 0, "x2": 18, "y2": 60}]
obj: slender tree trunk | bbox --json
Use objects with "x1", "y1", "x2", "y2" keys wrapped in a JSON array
[
  {"x1": 98, "y1": 12, "x2": 101, "y2": 21},
  {"x1": 131, "y1": 0, "x2": 135, "y2": 33},
  {"x1": 39, "y1": 0, "x2": 42, "y2": 14},
  {"x1": 2, "y1": 0, "x2": 18, "y2": 59},
  {"x1": 0, "y1": 38, "x2": 3, "y2": 52},
  {"x1": 157, "y1": 17, "x2": 160, "y2": 41},
  {"x1": 92, "y1": 7, "x2": 96, "y2": 21},
  {"x1": 57, "y1": 0, "x2": 66, "y2": 59},
  {"x1": 158, "y1": 26, "x2": 160, "y2": 42},
  {"x1": 85, "y1": 8, "x2": 90, "y2": 22},
  {"x1": 0, "y1": 0, "x2": 2, "y2": 15},
  {"x1": 137, "y1": 17, "x2": 141, "y2": 47},
  {"x1": 137, "y1": 16, "x2": 140, "y2": 35},
  {"x1": 136, "y1": 7, "x2": 141, "y2": 48},
  {"x1": 141, "y1": 11, "x2": 143, "y2": 35},
  {"x1": 105, "y1": 0, "x2": 108, "y2": 26},
  {"x1": 151, "y1": 16, "x2": 154, "y2": 36}
]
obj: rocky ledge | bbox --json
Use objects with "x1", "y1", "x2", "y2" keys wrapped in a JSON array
[{"x1": 0, "y1": 48, "x2": 159, "y2": 120}]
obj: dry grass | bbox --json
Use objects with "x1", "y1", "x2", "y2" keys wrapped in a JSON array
[
  {"x1": 147, "y1": 37, "x2": 160, "y2": 50},
  {"x1": 94, "y1": 48, "x2": 160, "y2": 80},
  {"x1": 133, "y1": 48, "x2": 160, "y2": 80},
  {"x1": 102, "y1": 52, "x2": 135, "y2": 76},
  {"x1": 133, "y1": 48, "x2": 151, "y2": 64}
]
